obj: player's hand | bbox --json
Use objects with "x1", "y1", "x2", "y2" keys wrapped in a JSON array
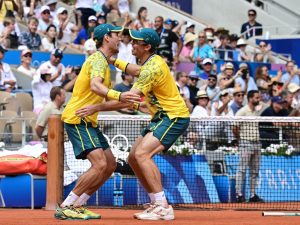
[
  {"x1": 75, "y1": 105, "x2": 99, "y2": 117},
  {"x1": 109, "y1": 56, "x2": 116, "y2": 65},
  {"x1": 119, "y1": 91, "x2": 140, "y2": 103}
]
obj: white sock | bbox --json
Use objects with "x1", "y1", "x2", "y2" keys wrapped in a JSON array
[
  {"x1": 74, "y1": 193, "x2": 91, "y2": 206},
  {"x1": 154, "y1": 191, "x2": 168, "y2": 207},
  {"x1": 61, "y1": 191, "x2": 79, "y2": 207},
  {"x1": 148, "y1": 193, "x2": 155, "y2": 203}
]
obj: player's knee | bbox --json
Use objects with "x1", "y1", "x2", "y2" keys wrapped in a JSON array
[
  {"x1": 129, "y1": 150, "x2": 149, "y2": 163},
  {"x1": 93, "y1": 159, "x2": 107, "y2": 174}
]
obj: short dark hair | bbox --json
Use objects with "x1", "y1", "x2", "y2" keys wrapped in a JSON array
[
  {"x1": 247, "y1": 90, "x2": 259, "y2": 101},
  {"x1": 248, "y1": 9, "x2": 257, "y2": 15},
  {"x1": 50, "y1": 86, "x2": 62, "y2": 101}
]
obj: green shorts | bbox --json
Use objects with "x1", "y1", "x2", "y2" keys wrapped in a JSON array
[
  {"x1": 64, "y1": 120, "x2": 109, "y2": 160},
  {"x1": 141, "y1": 112, "x2": 190, "y2": 150}
]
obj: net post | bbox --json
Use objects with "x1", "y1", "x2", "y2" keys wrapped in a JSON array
[{"x1": 45, "y1": 115, "x2": 64, "y2": 210}]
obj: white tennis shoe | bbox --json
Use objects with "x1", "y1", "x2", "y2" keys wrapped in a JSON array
[{"x1": 134, "y1": 204, "x2": 175, "y2": 220}]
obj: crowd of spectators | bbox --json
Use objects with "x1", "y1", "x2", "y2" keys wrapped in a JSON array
[{"x1": 0, "y1": 1, "x2": 299, "y2": 143}]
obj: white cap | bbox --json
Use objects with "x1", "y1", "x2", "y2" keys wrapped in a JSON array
[
  {"x1": 57, "y1": 7, "x2": 67, "y2": 15},
  {"x1": 186, "y1": 21, "x2": 195, "y2": 28},
  {"x1": 225, "y1": 62, "x2": 234, "y2": 70},
  {"x1": 237, "y1": 38, "x2": 247, "y2": 46},
  {"x1": 40, "y1": 5, "x2": 50, "y2": 13},
  {"x1": 88, "y1": 15, "x2": 97, "y2": 22},
  {"x1": 46, "y1": 0, "x2": 57, "y2": 5},
  {"x1": 202, "y1": 58, "x2": 213, "y2": 65}
]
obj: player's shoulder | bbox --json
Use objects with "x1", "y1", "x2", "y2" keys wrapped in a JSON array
[
  {"x1": 143, "y1": 55, "x2": 166, "y2": 71},
  {"x1": 88, "y1": 51, "x2": 107, "y2": 64}
]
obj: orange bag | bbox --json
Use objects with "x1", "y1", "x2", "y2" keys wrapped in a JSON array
[{"x1": 0, "y1": 152, "x2": 47, "y2": 175}]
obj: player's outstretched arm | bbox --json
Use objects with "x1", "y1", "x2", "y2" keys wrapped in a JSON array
[
  {"x1": 75, "y1": 101, "x2": 131, "y2": 117},
  {"x1": 110, "y1": 57, "x2": 141, "y2": 77},
  {"x1": 91, "y1": 77, "x2": 140, "y2": 103}
]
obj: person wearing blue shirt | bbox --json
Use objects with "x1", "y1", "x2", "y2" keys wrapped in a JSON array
[{"x1": 192, "y1": 31, "x2": 215, "y2": 74}]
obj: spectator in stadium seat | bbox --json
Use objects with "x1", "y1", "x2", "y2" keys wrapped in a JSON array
[
  {"x1": 281, "y1": 87, "x2": 300, "y2": 116},
  {"x1": 176, "y1": 71, "x2": 193, "y2": 112},
  {"x1": 133, "y1": 6, "x2": 153, "y2": 30},
  {"x1": 216, "y1": 34, "x2": 233, "y2": 60},
  {"x1": 179, "y1": 32, "x2": 197, "y2": 63},
  {"x1": 31, "y1": 65, "x2": 53, "y2": 114},
  {"x1": 229, "y1": 33, "x2": 240, "y2": 61},
  {"x1": 233, "y1": 90, "x2": 264, "y2": 203},
  {"x1": 54, "y1": 7, "x2": 79, "y2": 46},
  {"x1": 83, "y1": 27, "x2": 97, "y2": 58},
  {"x1": 75, "y1": 0, "x2": 96, "y2": 29},
  {"x1": 235, "y1": 63, "x2": 258, "y2": 93},
  {"x1": 73, "y1": 15, "x2": 97, "y2": 47},
  {"x1": 41, "y1": 24, "x2": 58, "y2": 52},
  {"x1": 191, "y1": 31, "x2": 215, "y2": 74},
  {"x1": 187, "y1": 71, "x2": 199, "y2": 107},
  {"x1": 0, "y1": 46, "x2": 16, "y2": 92},
  {"x1": 24, "y1": 0, "x2": 42, "y2": 19},
  {"x1": 17, "y1": 48, "x2": 36, "y2": 77},
  {"x1": 200, "y1": 58, "x2": 213, "y2": 80},
  {"x1": 254, "y1": 65, "x2": 271, "y2": 104},
  {"x1": 191, "y1": 90, "x2": 210, "y2": 116},
  {"x1": 236, "y1": 38, "x2": 252, "y2": 61},
  {"x1": 203, "y1": 74, "x2": 220, "y2": 103},
  {"x1": 240, "y1": 9, "x2": 263, "y2": 40},
  {"x1": 155, "y1": 16, "x2": 183, "y2": 65},
  {"x1": 61, "y1": 65, "x2": 80, "y2": 93},
  {"x1": 45, "y1": 0, "x2": 57, "y2": 19},
  {"x1": 35, "y1": 86, "x2": 65, "y2": 140},
  {"x1": 115, "y1": 28, "x2": 136, "y2": 84},
  {"x1": 254, "y1": 41, "x2": 274, "y2": 63},
  {"x1": 38, "y1": 48, "x2": 65, "y2": 87},
  {"x1": 230, "y1": 87, "x2": 245, "y2": 115},
  {"x1": 19, "y1": 17, "x2": 42, "y2": 50},
  {"x1": 279, "y1": 61, "x2": 300, "y2": 87},
  {"x1": 0, "y1": 17, "x2": 19, "y2": 49},
  {"x1": 37, "y1": 6, "x2": 53, "y2": 35},
  {"x1": 259, "y1": 95, "x2": 289, "y2": 149}
]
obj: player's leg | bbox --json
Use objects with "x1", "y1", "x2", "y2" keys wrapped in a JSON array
[
  {"x1": 56, "y1": 122, "x2": 110, "y2": 220},
  {"x1": 130, "y1": 115, "x2": 189, "y2": 220}
]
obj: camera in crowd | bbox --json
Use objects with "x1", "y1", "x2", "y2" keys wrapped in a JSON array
[{"x1": 241, "y1": 68, "x2": 249, "y2": 80}]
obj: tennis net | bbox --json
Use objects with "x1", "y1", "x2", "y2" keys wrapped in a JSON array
[{"x1": 63, "y1": 115, "x2": 300, "y2": 210}]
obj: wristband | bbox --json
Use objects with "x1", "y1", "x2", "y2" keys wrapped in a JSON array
[
  {"x1": 132, "y1": 102, "x2": 140, "y2": 111},
  {"x1": 114, "y1": 58, "x2": 129, "y2": 72},
  {"x1": 107, "y1": 89, "x2": 121, "y2": 101}
]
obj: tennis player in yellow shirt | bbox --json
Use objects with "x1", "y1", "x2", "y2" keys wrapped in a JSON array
[
  {"x1": 76, "y1": 28, "x2": 190, "y2": 220},
  {"x1": 55, "y1": 24, "x2": 140, "y2": 220}
]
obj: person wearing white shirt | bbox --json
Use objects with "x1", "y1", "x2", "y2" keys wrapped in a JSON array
[
  {"x1": 209, "y1": 89, "x2": 235, "y2": 144},
  {"x1": 75, "y1": 0, "x2": 96, "y2": 28},
  {"x1": 32, "y1": 65, "x2": 53, "y2": 114},
  {"x1": 280, "y1": 61, "x2": 300, "y2": 87},
  {"x1": 38, "y1": 6, "x2": 52, "y2": 34},
  {"x1": 0, "y1": 46, "x2": 16, "y2": 91},
  {"x1": 17, "y1": 49, "x2": 36, "y2": 77},
  {"x1": 38, "y1": 48, "x2": 65, "y2": 87},
  {"x1": 191, "y1": 90, "x2": 210, "y2": 116},
  {"x1": 46, "y1": 0, "x2": 58, "y2": 19},
  {"x1": 54, "y1": 7, "x2": 78, "y2": 45},
  {"x1": 41, "y1": 24, "x2": 58, "y2": 52},
  {"x1": 115, "y1": 29, "x2": 136, "y2": 83}
]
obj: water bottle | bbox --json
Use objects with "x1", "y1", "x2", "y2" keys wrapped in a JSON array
[
  {"x1": 113, "y1": 173, "x2": 124, "y2": 206},
  {"x1": 113, "y1": 189, "x2": 124, "y2": 206}
]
